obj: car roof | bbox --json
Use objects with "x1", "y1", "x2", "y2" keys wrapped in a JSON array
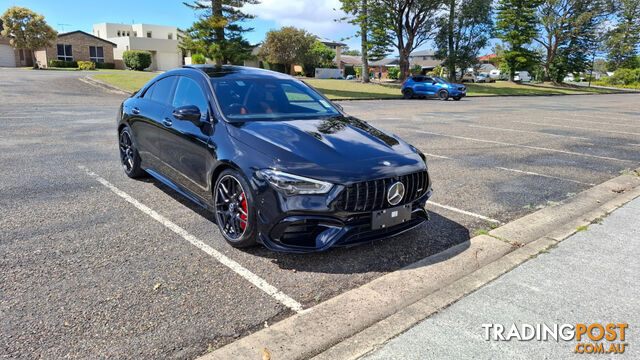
[{"x1": 179, "y1": 65, "x2": 296, "y2": 81}]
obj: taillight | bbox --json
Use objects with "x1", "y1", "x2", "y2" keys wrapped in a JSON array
[{"x1": 402, "y1": 81, "x2": 406, "y2": 86}]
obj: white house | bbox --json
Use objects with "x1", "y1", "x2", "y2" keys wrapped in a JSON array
[{"x1": 92, "y1": 23, "x2": 182, "y2": 71}]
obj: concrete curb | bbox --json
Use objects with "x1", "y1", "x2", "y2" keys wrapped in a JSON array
[
  {"x1": 200, "y1": 170, "x2": 640, "y2": 360},
  {"x1": 79, "y1": 75, "x2": 135, "y2": 96}
]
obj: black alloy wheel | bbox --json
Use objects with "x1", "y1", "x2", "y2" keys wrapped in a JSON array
[
  {"x1": 119, "y1": 127, "x2": 145, "y2": 178},
  {"x1": 438, "y1": 89, "x2": 449, "y2": 101},
  {"x1": 402, "y1": 88, "x2": 414, "y2": 99},
  {"x1": 214, "y1": 170, "x2": 257, "y2": 247}
]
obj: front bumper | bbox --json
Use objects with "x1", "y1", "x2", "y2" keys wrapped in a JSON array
[{"x1": 255, "y1": 186, "x2": 433, "y2": 253}]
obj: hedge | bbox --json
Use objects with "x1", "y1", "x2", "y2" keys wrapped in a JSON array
[
  {"x1": 95, "y1": 62, "x2": 115, "y2": 69},
  {"x1": 191, "y1": 53, "x2": 206, "y2": 65},
  {"x1": 49, "y1": 59, "x2": 77, "y2": 68},
  {"x1": 77, "y1": 61, "x2": 96, "y2": 70},
  {"x1": 123, "y1": 50, "x2": 152, "y2": 71}
]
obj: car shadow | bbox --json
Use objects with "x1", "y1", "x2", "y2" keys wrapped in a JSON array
[{"x1": 147, "y1": 178, "x2": 471, "y2": 275}]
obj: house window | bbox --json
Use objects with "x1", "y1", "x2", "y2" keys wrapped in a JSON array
[
  {"x1": 423, "y1": 56, "x2": 428, "y2": 60},
  {"x1": 127, "y1": 31, "x2": 130, "y2": 36},
  {"x1": 117, "y1": 31, "x2": 121, "y2": 36},
  {"x1": 89, "y1": 46, "x2": 105, "y2": 63},
  {"x1": 147, "y1": 31, "x2": 152, "y2": 38},
  {"x1": 133, "y1": 31, "x2": 137, "y2": 37},
  {"x1": 57, "y1": 44, "x2": 73, "y2": 61},
  {"x1": 168, "y1": 33, "x2": 173, "y2": 40}
]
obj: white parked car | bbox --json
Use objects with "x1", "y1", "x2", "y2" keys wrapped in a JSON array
[
  {"x1": 514, "y1": 71, "x2": 531, "y2": 83},
  {"x1": 563, "y1": 74, "x2": 575, "y2": 82},
  {"x1": 489, "y1": 69, "x2": 501, "y2": 79},
  {"x1": 476, "y1": 73, "x2": 494, "y2": 83}
]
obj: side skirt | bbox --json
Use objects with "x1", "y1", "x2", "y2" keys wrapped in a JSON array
[{"x1": 145, "y1": 168, "x2": 213, "y2": 212}]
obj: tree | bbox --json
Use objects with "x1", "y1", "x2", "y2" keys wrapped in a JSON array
[
  {"x1": 376, "y1": 0, "x2": 444, "y2": 80},
  {"x1": 342, "y1": 48, "x2": 362, "y2": 56},
  {"x1": 259, "y1": 27, "x2": 315, "y2": 74},
  {"x1": 338, "y1": 0, "x2": 391, "y2": 83},
  {"x1": 179, "y1": 0, "x2": 258, "y2": 66},
  {"x1": 494, "y1": 0, "x2": 541, "y2": 81},
  {"x1": 533, "y1": 0, "x2": 613, "y2": 83},
  {"x1": 0, "y1": 6, "x2": 57, "y2": 68},
  {"x1": 434, "y1": 0, "x2": 493, "y2": 82},
  {"x1": 605, "y1": 0, "x2": 640, "y2": 70},
  {"x1": 306, "y1": 41, "x2": 336, "y2": 67}
]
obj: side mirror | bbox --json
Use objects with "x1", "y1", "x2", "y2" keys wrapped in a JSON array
[
  {"x1": 173, "y1": 105, "x2": 202, "y2": 125},
  {"x1": 334, "y1": 103, "x2": 344, "y2": 112}
]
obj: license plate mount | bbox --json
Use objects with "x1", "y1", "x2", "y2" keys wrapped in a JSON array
[{"x1": 371, "y1": 204, "x2": 412, "y2": 230}]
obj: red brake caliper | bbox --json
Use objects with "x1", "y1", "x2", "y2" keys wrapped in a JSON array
[{"x1": 240, "y1": 192, "x2": 247, "y2": 230}]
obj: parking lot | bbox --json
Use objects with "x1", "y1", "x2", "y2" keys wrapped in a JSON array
[{"x1": 1, "y1": 68, "x2": 639, "y2": 359}]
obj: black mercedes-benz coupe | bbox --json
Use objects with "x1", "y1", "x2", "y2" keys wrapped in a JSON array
[{"x1": 117, "y1": 65, "x2": 432, "y2": 252}]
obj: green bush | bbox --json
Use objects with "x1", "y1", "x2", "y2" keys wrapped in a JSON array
[
  {"x1": 605, "y1": 68, "x2": 640, "y2": 85},
  {"x1": 191, "y1": 53, "x2": 206, "y2": 65},
  {"x1": 411, "y1": 64, "x2": 423, "y2": 75},
  {"x1": 387, "y1": 67, "x2": 400, "y2": 80},
  {"x1": 49, "y1": 59, "x2": 77, "y2": 68},
  {"x1": 95, "y1": 62, "x2": 115, "y2": 69},
  {"x1": 123, "y1": 50, "x2": 152, "y2": 71},
  {"x1": 77, "y1": 61, "x2": 96, "y2": 70}
]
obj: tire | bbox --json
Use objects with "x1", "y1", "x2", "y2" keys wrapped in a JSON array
[
  {"x1": 118, "y1": 126, "x2": 146, "y2": 178},
  {"x1": 438, "y1": 89, "x2": 449, "y2": 101},
  {"x1": 402, "y1": 88, "x2": 414, "y2": 99},
  {"x1": 453, "y1": 96, "x2": 462, "y2": 101},
  {"x1": 213, "y1": 169, "x2": 257, "y2": 248}
]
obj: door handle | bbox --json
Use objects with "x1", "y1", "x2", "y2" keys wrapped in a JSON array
[
  {"x1": 132, "y1": 107, "x2": 140, "y2": 115},
  {"x1": 162, "y1": 118, "x2": 173, "y2": 127}
]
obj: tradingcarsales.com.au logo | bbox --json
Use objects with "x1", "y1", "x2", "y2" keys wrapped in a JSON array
[{"x1": 482, "y1": 323, "x2": 629, "y2": 354}]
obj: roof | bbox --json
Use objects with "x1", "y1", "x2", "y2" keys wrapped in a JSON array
[
  {"x1": 339, "y1": 55, "x2": 362, "y2": 65},
  {"x1": 477, "y1": 54, "x2": 497, "y2": 62},
  {"x1": 316, "y1": 36, "x2": 346, "y2": 47},
  {"x1": 58, "y1": 30, "x2": 118, "y2": 47},
  {"x1": 410, "y1": 49, "x2": 436, "y2": 57},
  {"x1": 369, "y1": 58, "x2": 399, "y2": 67}
]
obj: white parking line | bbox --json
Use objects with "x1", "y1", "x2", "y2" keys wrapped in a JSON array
[
  {"x1": 494, "y1": 167, "x2": 596, "y2": 186},
  {"x1": 427, "y1": 201, "x2": 501, "y2": 224},
  {"x1": 416, "y1": 130, "x2": 636, "y2": 163},
  {"x1": 466, "y1": 124, "x2": 591, "y2": 141},
  {"x1": 543, "y1": 116, "x2": 640, "y2": 129},
  {"x1": 514, "y1": 120, "x2": 640, "y2": 137},
  {"x1": 78, "y1": 165, "x2": 305, "y2": 314},
  {"x1": 423, "y1": 153, "x2": 594, "y2": 185}
]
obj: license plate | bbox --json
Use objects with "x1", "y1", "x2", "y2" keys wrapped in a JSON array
[{"x1": 371, "y1": 204, "x2": 412, "y2": 230}]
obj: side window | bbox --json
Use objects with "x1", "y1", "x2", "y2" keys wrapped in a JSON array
[
  {"x1": 172, "y1": 77, "x2": 208, "y2": 115},
  {"x1": 423, "y1": 77, "x2": 434, "y2": 83},
  {"x1": 150, "y1": 77, "x2": 177, "y2": 105},
  {"x1": 141, "y1": 83, "x2": 155, "y2": 99}
]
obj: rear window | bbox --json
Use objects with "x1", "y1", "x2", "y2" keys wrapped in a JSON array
[{"x1": 211, "y1": 78, "x2": 340, "y2": 122}]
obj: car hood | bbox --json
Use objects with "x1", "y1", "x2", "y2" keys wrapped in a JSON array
[{"x1": 226, "y1": 116, "x2": 426, "y2": 183}]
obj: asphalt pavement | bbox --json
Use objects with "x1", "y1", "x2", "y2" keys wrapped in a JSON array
[
  {"x1": 1, "y1": 68, "x2": 639, "y2": 358},
  {"x1": 362, "y1": 196, "x2": 640, "y2": 359}
]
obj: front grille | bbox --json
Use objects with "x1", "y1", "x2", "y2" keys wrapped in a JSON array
[{"x1": 336, "y1": 171, "x2": 429, "y2": 212}]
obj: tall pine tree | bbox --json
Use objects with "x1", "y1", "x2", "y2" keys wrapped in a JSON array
[
  {"x1": 179, "y1": 0, "x2": 259, "y2": 65},
  {"x1": 495, "y1": 0, "x2": 541, "y2": 81}
]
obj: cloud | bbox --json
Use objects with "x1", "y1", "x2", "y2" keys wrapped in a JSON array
[{"x1": 243, "y1": 0, "x2": 358, "y2": 45}]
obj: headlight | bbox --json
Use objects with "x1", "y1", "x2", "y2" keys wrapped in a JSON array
[{"x1": 258, "y1": 169, "x2": 333, "y2": 195}]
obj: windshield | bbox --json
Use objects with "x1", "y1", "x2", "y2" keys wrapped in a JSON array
[
  {"x1": 433, "y1": 76, "x2": 449, "y2": 84},
  {"x1": 210, "y1": 78, "x2": 340, "y2": 122}
]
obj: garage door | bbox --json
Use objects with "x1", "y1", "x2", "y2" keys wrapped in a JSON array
[{"x1": 0, "y1": 44, "x2": 16, "y2": 67}]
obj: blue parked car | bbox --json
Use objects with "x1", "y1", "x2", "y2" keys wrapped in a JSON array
[{"x1": 401, "y1": 75, "x2": 466, "y2": 101}]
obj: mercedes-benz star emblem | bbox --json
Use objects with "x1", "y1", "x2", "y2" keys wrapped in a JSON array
[{"x1": 387, "y1": 181, "x2": 405, "y2": 205}]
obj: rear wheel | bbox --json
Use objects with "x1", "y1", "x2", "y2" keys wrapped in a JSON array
[
  {"x1": 119, "y1": 126, "x2": 146, "y2": 178},
  {"x1": 438, "y1": 90, "x2": 449, "y2": 101},
  {"x1": 214, "y1": 169, "x2": 257, "y2": 248},
  {"x1": 402, "y1": 88, "x2": 414, "y2": 99}
]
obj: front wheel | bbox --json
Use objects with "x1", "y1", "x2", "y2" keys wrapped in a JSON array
[
  {"x1": 214, "y1": 169, "x2": 257, "y2": 248},
  {"x1": 402, "y1": 88, "x2": 414, "y2": 99},
  {"x1": 438, "y1": 90, "x2": 449, "y2": 101}
]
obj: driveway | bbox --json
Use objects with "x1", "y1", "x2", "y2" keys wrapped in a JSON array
[{"x1": 1, "y1": 68, "x2": 638, "y2": 359}]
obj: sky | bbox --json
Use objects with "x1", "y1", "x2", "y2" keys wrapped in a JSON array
[{"x1": 3, "y1": 0, "x2": 492, "y2": 57}]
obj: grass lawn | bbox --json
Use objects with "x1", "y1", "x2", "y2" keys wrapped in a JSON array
[{"x1": 92, "y1": 74, "x2": 620, "y2": 99}]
